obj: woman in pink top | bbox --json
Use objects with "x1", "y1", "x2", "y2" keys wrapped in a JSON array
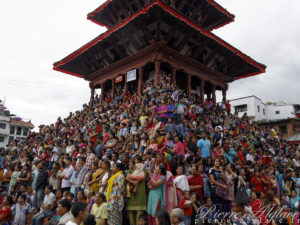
[
  {"x1": 157, "y1": 100, "x2": 168, "y2": 124},
  {"x1": 174, "y1": 136, "x2": 185, "y2": 156}
]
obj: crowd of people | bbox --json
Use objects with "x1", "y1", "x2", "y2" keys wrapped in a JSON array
[{"x1": 0, "y1": 74, "x2": 299, "y2": 225}]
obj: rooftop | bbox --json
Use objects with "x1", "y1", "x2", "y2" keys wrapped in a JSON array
[{"x1": 10, "y1": 118, "x2": 34, "y2": 129}]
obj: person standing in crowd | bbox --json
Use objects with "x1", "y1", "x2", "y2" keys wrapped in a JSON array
[
  {"x1": 11, "y1": 194, "x2": 32, "y2": 225},
  {"x1": 147, "y1": 163, "x2": 167, "y2": 225},
  {"x1": 33, "y1": 162, "x2": 48, "y2": 211},
  {"x1": 106, "y1": 163, "x2": 125, "y2": 225},
  {"x1": 197, "y1": 131, "x2": 211, "y2": 159},
  {"x1": 91, "y1": 193, "x2": 108, "y2": 225},
  {"x1": 59, "y1": 157, "x2": 74, "y2": 193},
  {"x1": 74, "y1": 157, "x2": 88, "y2": 201}
]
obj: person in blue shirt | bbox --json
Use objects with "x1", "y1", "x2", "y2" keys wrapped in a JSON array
[
  {"x1": 225, "y1": 147, "x2": 237, "y2": 164},
  {"x1": 197, "y1": 131, "x2": 211, "y2": 159},
  {"x1": 290, "y1": 190, "x2": 300, "y2": 212},
  {"x1": 167, "y1": 98, "x2": 175, "y2": 118}
]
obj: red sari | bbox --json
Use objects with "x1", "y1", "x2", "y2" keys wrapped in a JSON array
[
  {"x1": 0, "y1": 206, "x2": 11, "y2": 223},
  {"x1": 250, "y1": 199, "x2": 266, "y2": 225},
  {"x1": 188, "y1": 174, "x2": 204, "y2": 204},
  {"x1": 90, "y1": 125, "x2": 101, "y2": 147}
]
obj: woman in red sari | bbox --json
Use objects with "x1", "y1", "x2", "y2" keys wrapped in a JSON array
[
  {"x1": 89, "y1": 120, "x2": 101, "y2": 147},
  {"x1": 0, "y1": 196, "x2": 12, "y2": 223},
  {"x1": 188, "y1": 165, "x2": 204, "y2": 204},
  {"x1": 250, "y1": 192, "x2": 266, "y2": 225}
]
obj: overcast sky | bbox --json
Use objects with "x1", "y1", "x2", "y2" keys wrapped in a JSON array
[{"x1": 1, "y1": 0, "x2": 299, "y2": 130}]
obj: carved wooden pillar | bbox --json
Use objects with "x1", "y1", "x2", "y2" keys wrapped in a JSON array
[
  {"x1": 187, "y1": 74, "x2": 191, "y2": 97},
  {"x1": 138, "y1": 67, "x2": 144, "y2": 96},
  {"x1": 124, "y1": 73, "x2": 128, "y2": 95},
  {"x1": 111, "y1": 78, "x2": 115, "y2": 98},
  {"x1": 89, "y1": 83, "x2": 95, "y2": 107},
  {"x1": 172, "y1": 67, "x2": 176, "y2": 87},
  {"x1": 212, "y1": 84, "x2": 216, "y2": 105},
  {"x1": 200, "y1": 79, "x2": 205, "y2": 104},
  {"x1": 154, "y1": 60, "x2": 160, "y2": 87},
  {"x1": 100, "y1": 83, "x2": 104, "y2": 105},
  {"x1": 222, "y1": 87, "x2": 227, "y2": 102}
]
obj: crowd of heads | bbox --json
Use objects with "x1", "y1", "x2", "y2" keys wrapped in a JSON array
[{"x1": 0, "y1": 74, "x2": 299, "y2": 225}]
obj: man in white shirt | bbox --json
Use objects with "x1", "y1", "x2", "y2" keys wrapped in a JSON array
[
  {"x1": 59, "y1": 157, "x2": 74, "y2": 192},
  {"x1": 31, "y1": 185, "x2": 56, "y2": 225},
  {"x1": 246, "y1": 151, "x2": 254, "y2": 162}
]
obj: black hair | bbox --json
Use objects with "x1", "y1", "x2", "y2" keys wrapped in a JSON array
[
  {"x1": 71, "y1": 202, "x2": 87, "y2": 218},
  {"x1": 59, "y1": 199, "x2": 72, "y2": 211},
  {"x1": 67, "y1": 192, "x2": 74, "y2": 198},
  {"x1": 159, "y1": 163, "x2": 167, "y2": 176},
  {"x1": 155, "y1": 209, "x2": 171, "y2": 225},
  {"x1": 66, "y1": 157, "x2": 72, "y2": 162},
  {"x1": 83, "y1": 214, "x2": 96, "y2": 225},
  {"x1": 115, "y1": 162, "x2": 124, "y2": 171},
  {"x1": 19, "y1": 194, "x2": 27, "y2": 201},
  {"x1": 136, "y1": 155, "x2": 143, "y2": 162},
  {"x1": 138, "y1": 213, "x2": 148, "y2": 222},
  {"x1": 46, "y1": 185, "x2": 53, "y2": 192},
  {"x1": 78, "y1": 156, "x2": 86, "y2": 163}
]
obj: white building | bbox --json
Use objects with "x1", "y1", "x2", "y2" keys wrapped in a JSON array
[
  {"x1": 0, "y1": 108, "x2": 34, "y2": 148},
  {"x1": 229, "y1": 95, "x2": 300, "y2": 122}
]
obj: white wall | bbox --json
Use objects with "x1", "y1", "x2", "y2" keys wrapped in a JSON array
[
  {"x1": 253, "y1": 97, "x2": 267, "y2": 121},
  {"x1": 229, "y1": 96, "x2": 267, "y2": 121},
  {"x1": 0, "y1": 115, "x2": 10, "y2": 148},
  {"x1": 266, "y1": 105, "x2": 295, "y2": 120}
]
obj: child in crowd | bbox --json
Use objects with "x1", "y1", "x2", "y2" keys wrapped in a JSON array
[
  {"x1": 180, "y1": 191, "x2": 193, "y2": 225},
  {"x1": 127, "y1": 156, "x2": 146, "y2": 193}
]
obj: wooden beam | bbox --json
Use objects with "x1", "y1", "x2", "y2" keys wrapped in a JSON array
[
  {"x1": 177, "y1": 0, "x2": 187, "y2": 11},
  {"x1": 107, "y1": 5, "x2": 119, "y2": 24},
  {"x1": 118, "y1": 0, "x2": 130, "y2": 17},
  {"x1": 203, "y1": 48, "x2": 218, "y2": 65},
  {"x1": 156, "y1": 8, "x2": 161, "y2": 41},
  {"x1": 110, "y1": 3, "x2": 121, "y2": 23},
  {"x1": 135, "y1": 19, "x2": 153, "y2": 43},
  {"x1": 109, "y1": 36, "x2": 127, "y2": 58},
  {"x1": 123, "y1": 29, "x2": 142, "y2": 52},
  {"x1": 97, "y1": 45, "x2": 113, "y2": 65},
  {"x1": 192, "y1": 39, "x2": 209, "y2": 59},
  {"x1": 164, "y1": 22, "x2": 182, "y2": 43},
  {"x1": 133, "y1": 0, "x2": 143, "y2": 9},
  {"x1": 176, "y1": 29, "x2": 193, "y2": 52}
]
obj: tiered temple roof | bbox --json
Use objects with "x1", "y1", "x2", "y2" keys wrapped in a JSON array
[{"x1": 53, "y1": 1, "x2": 265, "y2": 82}]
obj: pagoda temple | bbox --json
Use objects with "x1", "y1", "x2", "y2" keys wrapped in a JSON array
[{"x1": 53, "y1": 0, "x2": 266, "y2": 105}]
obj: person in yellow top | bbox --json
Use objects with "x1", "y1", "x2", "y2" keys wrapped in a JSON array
[{"x1": 91, "y1": 193, "x2": 108, "y2": 225}]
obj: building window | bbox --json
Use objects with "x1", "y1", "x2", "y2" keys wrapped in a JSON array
[
  {"x1": 10, "y1": 126, "x2": 15, "y2": 135},
  {"x1": 235, "y1": 104, "x2": 247, "y2": 113},
  {"x1": 263, "y1": 109, "x2": 265, "y2": 115},
  {"x1": 0, "y1": 123, "x2": 6, "y2": 129},
  {"x1": 0, "y1": 136, "x2": 4, "y2": 143},
  {"x1": 279, "y1": 125, "x2": 287, "y2": 135},
  {"x1": 23, "y1": 128, "x2": 28, "y2": 136},
  {"x1": 8, "y1": 136, "x2": 14, "y2": 143},
  {"x1": 275, "y1": 111, "x2": 280, "y2": 115},
  {"x1": 16, "y1": 127, "x2": 22, "y2": 135},
  {"x1": 257, "y1": 106, "x2": 260, "y2": 112}
]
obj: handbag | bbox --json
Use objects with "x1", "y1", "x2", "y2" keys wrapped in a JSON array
[
  {"x1": 235, "y1": 183, "x2": 250, "y2": 205},
  {"x1": 215, "y1": 179, "x2": 228, "y2": 198}
]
